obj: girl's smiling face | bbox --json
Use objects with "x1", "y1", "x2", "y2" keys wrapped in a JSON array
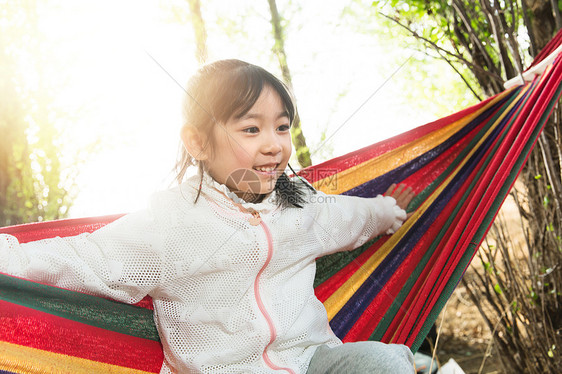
[{"x1": 205, "y1": 85, "x2": 292, "y2": 201}]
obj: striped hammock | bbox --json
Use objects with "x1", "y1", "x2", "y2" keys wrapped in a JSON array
[{"x1": 2, "y1": 35, "x2": 562, "y2": 373}]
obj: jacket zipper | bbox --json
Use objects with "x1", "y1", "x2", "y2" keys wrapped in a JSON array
[{"x1": 251, "y1": 211, "x2": 295, "y2": 374}]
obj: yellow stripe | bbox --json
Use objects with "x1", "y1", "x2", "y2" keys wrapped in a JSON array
[
  {"x1": 0, "y1": 341, "x2": 156, "y2": 374},
  {"x1": 322, "y1": 85, "x2": 528, "y2": 320},
  {"x1": 387, "y1": 83, "x2": 532, "y2": 343},
  {"x1": 313, "y1": 90, "x2": 513, "y2": 195}
]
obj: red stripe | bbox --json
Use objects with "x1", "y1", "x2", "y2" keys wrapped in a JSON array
[
  {"x1": 316, "y1": 106, "x2": 493, "y2": 337},
  {"x1": 397, "y1": 65, "x2": 560, "y2": 345},
  {"x1": 343, "y1": 182, "x2": 466, "y2": 342},
  {"x1": 316, "y1": 102, "x2": 495, "y2": 335},
  {"x1": 404, "y1": 61, "x2": 562, "y2": 345},
  {"x1": 314, "y1": 131, "x2": 472, "y2": 306},
  {"x1": 400, "y1": 96, "x2": 508, "y2": 193},
  {"x1": 314, "y1": 111, "x2": 490, "y2": 303},
  {"x1": 388, "y1": 79, "x2": 533, "y2": 343},
  {"x1": 383, "y1": 183, "x2": 476, "y2": 343},
  {"x1": 528, "y1": 29, "x2": 562, "y2": 69},
  {"x1": 300, "y1": 96, "x2": 496, "y2": 183},
  {"x1": 400, "y1": 125, "x2": 479, "y2": 193},
  {"x1": 0, "y1": 300, "x2": 163, "y2": 372},
  {"x1": 314, "y1": 238, "x2": 387, "y2": 303},
  {"x1": 379, "y1": 108, "x2": 505, "y2": 344},
  {"x1": 395, "y1": 105, "x2": 514, "y2": 344},
  {"x1": 0, "y1": 214, "x2": 124, "y2": 243}
]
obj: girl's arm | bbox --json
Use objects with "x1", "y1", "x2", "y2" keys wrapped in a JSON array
[
  {"x1": 309, "y1": 187, "x2": 410, "y2": 256},
  {"x1": 0, "y1": 210, "x2": 166, "y2": 304}
]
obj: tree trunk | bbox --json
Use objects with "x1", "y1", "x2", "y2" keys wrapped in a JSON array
[
  {"x1": 186, "y1": 0, "x2": 208, "y2": 65},
  {"x1": 0, "y1": 2, "x2": 75, "y2": 225},
  {"x1": 267, "y1": 0, "x2": 312, "y2": 168},
  {"x1": 524, "y1": 0, "x2": 559, "y2": 52},
  {"x1": 0, "y1": 22, "x2": 35, "y2": 226}
]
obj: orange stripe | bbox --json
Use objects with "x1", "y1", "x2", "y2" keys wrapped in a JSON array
[
  {"x1": 0, "y1": 300, "x2": 163, "y2": 371},
  {"x1": 0, "y1": 341, "x2": 157, "y2": 374},
  {"x1": 312, "y1": 90, "x2": 512, "y2": 194},
  {"x1": 322, "y1": 85, "x2": 530, "y2": 318}
]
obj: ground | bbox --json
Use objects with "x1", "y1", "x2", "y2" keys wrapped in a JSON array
[
  {"x1": 428, "y1": 191, "x2": 526, "y2": 374},
  {"x1": 434, "y1": 280, "x2": 504, "y2": 374}
]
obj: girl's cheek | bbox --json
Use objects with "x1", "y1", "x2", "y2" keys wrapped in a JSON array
[
  {"x1": 283, "y1": 134, "x2": 292, "y2": 149},
  {"x1": 232, "y1": 145, "x2": 253, "y2": 164}
]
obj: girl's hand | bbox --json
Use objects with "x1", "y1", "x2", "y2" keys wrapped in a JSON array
[{"x1": 385, "y1": 183, "x2": 415, "y2": 214}]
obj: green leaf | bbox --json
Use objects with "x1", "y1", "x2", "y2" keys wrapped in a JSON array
[
  {"x1": 548, "y1": 345, "x2": 555, "y2": 358},
  {"x1": 510, "y1": 300, "x2": 519, "y2": 313},
  {"x1": 494, "y1": 284, "x2": 503, "y2": 295}
]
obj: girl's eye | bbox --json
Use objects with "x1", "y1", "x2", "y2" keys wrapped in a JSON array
[
  {"x1": 277, "y1": 124, "x2": 290, "y2": 132},
  {"x1": 243, "y1": 127, "x2": 259, "y2": 134}
]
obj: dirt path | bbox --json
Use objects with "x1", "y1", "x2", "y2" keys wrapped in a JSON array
[
  {"x1": 434, "y1": 283, "x2": 504, "y2": 373},
  {"x1": 427, "y1": 185, "x2": 529, "y2": 374}
]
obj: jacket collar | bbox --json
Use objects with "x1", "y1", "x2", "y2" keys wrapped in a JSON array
[{"x1": 195, "y1": 171, "x2": 279, "y2": 214}]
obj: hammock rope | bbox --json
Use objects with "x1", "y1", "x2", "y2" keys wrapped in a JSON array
[{"x1": 2, "y1": 33, "x2": 562, "y2": 373}]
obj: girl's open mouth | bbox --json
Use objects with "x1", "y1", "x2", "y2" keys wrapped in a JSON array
[{"x1": 253, "y1": 164, "x2": 279, "y2": 176}]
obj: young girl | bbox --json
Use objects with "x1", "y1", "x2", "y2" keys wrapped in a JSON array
[{"x1": 1, "y1": 59, "x2": 415, "y2": 373}]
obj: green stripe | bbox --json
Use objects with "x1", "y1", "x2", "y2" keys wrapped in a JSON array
[
  {"x1": 314, "y1": 91, "x2": 520, "y2": 292},
  {"x1": 368, "y1": 198, "x2": 462, "y2": 341},
  {"x1": 314, "y1": 238, "x2": 377, "y2": 288},
  {"x1": 0, "y1": 274, "x2": 160, "y2": 341}
]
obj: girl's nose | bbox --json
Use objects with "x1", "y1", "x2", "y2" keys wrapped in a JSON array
[{"x1": 262, "y1": 132, "x2": 283, "y2": 154}]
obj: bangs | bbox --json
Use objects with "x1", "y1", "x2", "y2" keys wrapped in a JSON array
[{"x1": 211, "y1": 63, "x2": 296, "y2": 125}]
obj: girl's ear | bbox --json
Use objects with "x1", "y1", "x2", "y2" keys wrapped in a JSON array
[{"x1": 180, "y1": 126, "x2": 209, "y2": 161}]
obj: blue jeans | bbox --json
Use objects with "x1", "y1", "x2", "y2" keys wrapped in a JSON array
[{"x1": 306, "y1": 341, "x2": 415, "y2": 374}]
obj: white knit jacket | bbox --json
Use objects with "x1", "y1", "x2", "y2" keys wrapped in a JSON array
[{"x1": 0, "y1": 173, "x2": 406, "y2": 374}]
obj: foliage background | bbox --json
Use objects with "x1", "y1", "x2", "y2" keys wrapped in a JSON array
[{"x1": 0, "y1": 0, "x2": 475, "y2": 222}]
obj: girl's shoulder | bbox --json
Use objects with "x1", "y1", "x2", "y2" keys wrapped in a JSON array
[{"x1": 147, "y1": 179, "x2": 202, "y2": 227}]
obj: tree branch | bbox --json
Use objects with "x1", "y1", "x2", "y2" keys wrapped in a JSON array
[
  {"x1": 267, "y1": 0, "x2": 312, "y2": 167},
  {"x1": 520, "y1": 0, "x2": 538, "y2": 57},
  {"x1": 436, "y1": 49, "x2": 483, "y2": 101},
  {"x1": 379, "y1": 12, "x2": 504, "y2": 84},
  {"x1": 493, "y1": 0, "x2": 525, "y2": 77},
  {"x1": 451, "y1": 0, "x2": 501, "y2": 77},
  {"x1": 479, "y1": 0, "x2": 516, "y2": 79},
  {"x1": 550, "y1": 0, "x2": 562, "y2": 30}
]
